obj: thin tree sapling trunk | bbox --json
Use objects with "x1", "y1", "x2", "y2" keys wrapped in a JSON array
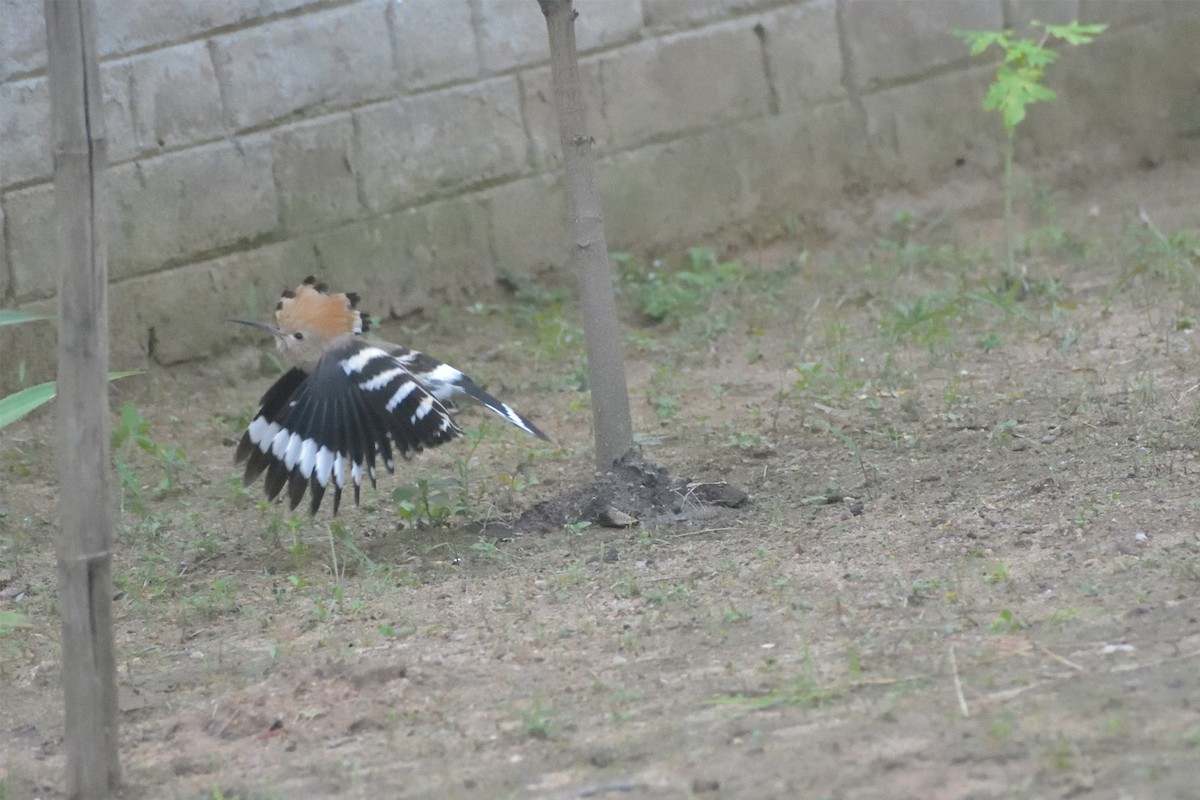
[{"x1": 538, "y1": 0, "x2": 634, "y2": 469}]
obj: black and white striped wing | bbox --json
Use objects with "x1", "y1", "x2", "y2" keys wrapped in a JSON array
[
  {"x1": 388, "y1": 346, "x2": 552, "y2": 442},
  {"x1": 235, "y1": 342, "x2": 460, "y2": 514}
]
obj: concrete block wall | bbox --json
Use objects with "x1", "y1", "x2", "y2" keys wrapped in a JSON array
[{"x1": 2, "y1": 0, "x2": 1198, "y2": 385}]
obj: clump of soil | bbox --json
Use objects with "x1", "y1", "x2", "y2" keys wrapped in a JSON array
[{"x1": 502, "y1": 448, "x2": 750, "y2": 532}]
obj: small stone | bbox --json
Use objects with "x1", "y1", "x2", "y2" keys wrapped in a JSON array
[{"x1": 598, "y1": 506, "x2": 638, "y2": 528}]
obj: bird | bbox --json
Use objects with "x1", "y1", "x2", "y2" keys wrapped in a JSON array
[{"x1": 231, "y1": 276, "x2": 550, "y2": 515}]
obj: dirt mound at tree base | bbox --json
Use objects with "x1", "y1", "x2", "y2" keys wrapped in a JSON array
[{"x1": 503, "y1": 449, "x2": 750, "y2": 533}]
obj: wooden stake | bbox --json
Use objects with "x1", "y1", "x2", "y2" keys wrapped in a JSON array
[{"x1": 45, "y1": 0, "x2": 121, "y2": 795}]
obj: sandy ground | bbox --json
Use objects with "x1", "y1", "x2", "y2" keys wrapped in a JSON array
[{"x1": 3, "y1": 153, "x2": 1200, "y2": 799}]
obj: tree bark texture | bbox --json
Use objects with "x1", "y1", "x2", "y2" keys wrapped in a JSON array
[
  {"x1": 538, "y1": 0, "x2": 634, "y2": 469},
  {"x1": 45, "y1": 0, "x2": 121, "y2": 795}
]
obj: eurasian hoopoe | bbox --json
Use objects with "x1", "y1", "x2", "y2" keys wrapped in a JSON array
[{"x1": 232, "y1": 276, "x2": 550, "y2": 515}]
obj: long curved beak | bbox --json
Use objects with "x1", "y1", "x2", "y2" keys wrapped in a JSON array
[{"x1": 229, "y1": 318, "x2": 284, "y2": 338}]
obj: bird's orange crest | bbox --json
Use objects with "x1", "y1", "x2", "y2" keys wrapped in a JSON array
[{"x1": 275, "y1": 276, "x2": 370, "y2": 338}]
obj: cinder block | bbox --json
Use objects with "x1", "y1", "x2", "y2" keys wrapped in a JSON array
[
  {"x1": 355, "y1": 78, "x2": 528, "y2": 213},
  {"x1": 4, "y1": 183, "x2": 57, "y2": 301},
  {"x1": 113, "y1": 239, "x2": 319, "y2": 366},
  {"x1": 724, "y1": 0, "x2": 784, "y2": 11},
  {"x1": 475, "y1": 0, "x2": 549, "y2": 72},
  {"x1": 843, "y1": 0, "x2": 1003, "y2": 90},
  {"x1": 103, "y1": 62, "x2": 139, "y2": 165},
  {"x1": 1005, "y1": 0, "x2": 1080, "y2": 30},
  {"x1": 129, "y1": 41, "x2": 227, "y2": 152},
  {"x1": 735, "y1": 102, "x2": 873, "y2": 215},
  {"x1": 0, "y1": 63, "x2": 139, "y2": 188},
  {"x1": 643, "y1": 0, "x2": 726, "y2": 29},
  {"x1": 520, "y1": 59, "x2": 609, "y2": 170},
  {"x1": 602, "y1": 24, "x2": 770, "y2": 149},
  {"x1": 1080, "y1": 0, "x2": 1168, "y2": 27},
  {"x1": 393, "y1": 0, "x2": 480, "y2": 89},
  {"x1": 574, "y1": 0, "x2": 643, "y2": 52},
  {"x1": 0, "y1": 78, "x2": 51, "y2": 189},
  {"x1": 107, "y1": 139, "x2": 280, "y2": 279},
  {"x1": 271, "y1": 115, "x2": 361, "y2": 231},
  {"x1": 485, "y1": 174, "x2": 568, "y2": 278},
  {"x1": 1023, "y1": 20, "x2": 1196, "y2": 166},
  {"x1": 313, "y1": 196, "x2": 492, "y2": 318},
  {"x1": 97, "y1": 0, "x2": 261, "y2": 57},
  {"x1": 860, "y1": 64, "x2": 1001, "y2": 184},
  {"x1": 260, "y1": 0, "x2": 327, "y2": 14},
  {"x1": 470, "y1": 0, "x2": 640, "y2": 69},
  {"x1": 804, "y1": 102, "x2": 877, "y2": 195},
  {"x1": 0, "y1": 0, "x2": 47, "y2": 80},
  {"x1": 1158, "y1": 13, "x2": 1200, "y2": 141},
  {"x1": 211, "y1": 2, "x2": 394, "y2": 131},
  {"x1": 763, "y1": 0, "x2": 846, "y2": 111},
  {"x1": 598, "y1": 129, "x2": 753, "y2": 252}
]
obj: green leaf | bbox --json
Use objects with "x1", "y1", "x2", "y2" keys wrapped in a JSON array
[
  {"x1": 984, "y1": 65, "x2": 1058, "y2": 132},
  {"x1": 950, "y1": 28, "x2": 1009, "y2": 56},
  {"x1": 0, "y1": 382, "x2": 56, "y2": 429},
  {"x1": 1037, "y1": 20, "x2": 1107, "y2": 45},
  {"x1": 0, "y1": 371, "x2": 142, "y2": 430},
  {"x1": 0, "y1": 310, "x2": 51, "y2": 327}
]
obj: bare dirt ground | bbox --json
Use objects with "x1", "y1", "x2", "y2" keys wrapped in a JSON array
[{"x1": 3, "y1": 154, "x2": 1200, "y2": 800}]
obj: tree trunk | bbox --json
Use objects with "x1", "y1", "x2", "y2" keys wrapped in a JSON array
[
  {"x1": 45, "y1": 0, "x2": 121, "y2": 795},
  {"x1": 538, "y1": 0, "x2": 634, "y2": 469}
]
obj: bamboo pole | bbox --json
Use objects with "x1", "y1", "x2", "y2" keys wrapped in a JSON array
[
  {"x1": 538, "y1": 0, "x2": 633, "y2": 469},
  {"x1": 45, "y1": 0, "x2": 121, "y2": 795}
]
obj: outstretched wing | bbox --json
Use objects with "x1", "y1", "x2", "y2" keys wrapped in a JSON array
[
  {"x1": 387, "y1": 345, "x2": 552, "y2": 442},
  {"x1": 235, "y1": 340, "x2": 460, "y2": 514}
]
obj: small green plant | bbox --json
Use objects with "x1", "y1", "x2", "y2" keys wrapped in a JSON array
[
  {"x1": 728, "y1": 431, "x2": 770, "y2": 452},
  {"x1": 882, "y1": 292, "x2": 959, "y2": 347},
  {"x1": 509, "y1": 281, "x2": 586, "y2": 390},
  {"x1": 182, "y1": 576, "x2": 240, "y2": 622},
  {"x1": 391, "y1": 425, "x2": 489, "y2": 527},
  {"x1": 518, "y1": 697, "x2": 558, "y2": 740},
  {"x1": 1111, "y1": 224, "x2": 1199, "y2": 297},
  {"x1": 111, "y1": 401, "x2": 188, "y2": 516},
  {"x1": 206, "y1": 787, "x2": 243, "y2": 800},
  {"x1": 392, "y1": 476, "x2": 462, "y2": 527},
  {"x1": 988, "y1": 607, "x2": 1026, "y2": 633},
  {"x1": 645, "y1": 365, "x2": 681, "y2": 420},
  {"x1": 953, "y1": 20, "x2": 1106, "y2": 278},
  {"x1": 469, "y1": 537, "x2": 506, "y2": 562},
  {"x1": 616, "y1": 247, "x2": 741, "y2": 329},
  {"x1": 985, "y1": 563, "x2": 1012, "y2": 584}
]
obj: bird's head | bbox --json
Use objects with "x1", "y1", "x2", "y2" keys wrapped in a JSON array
[{"x1": 232, "y1": 276, "x2": 370, "y2": 372}]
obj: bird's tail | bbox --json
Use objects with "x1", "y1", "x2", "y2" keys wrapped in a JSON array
[
  {"x1": 456, "y1": 379, "x2": 552, "y2": 442},
  {"x1": 392, "y1": 348, "x2": 552, "y2": 442}
]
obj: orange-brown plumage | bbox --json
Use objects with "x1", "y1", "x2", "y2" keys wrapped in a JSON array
[{"x1": 275, "y1": 276, "x2": 368, "y2": 340}]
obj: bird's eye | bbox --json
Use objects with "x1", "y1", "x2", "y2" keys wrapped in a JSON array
[{"x1": 292, "y1": 332, "x2": 305, "y2": 341}]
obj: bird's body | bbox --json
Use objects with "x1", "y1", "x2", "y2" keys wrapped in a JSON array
[{"x1": 233, "y1": 277, "x2": 549, "y2": 514}]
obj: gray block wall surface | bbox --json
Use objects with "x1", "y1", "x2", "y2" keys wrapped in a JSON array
[{"x1": 2, "y1": 0, "x2": 1199, "y2": 386}]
